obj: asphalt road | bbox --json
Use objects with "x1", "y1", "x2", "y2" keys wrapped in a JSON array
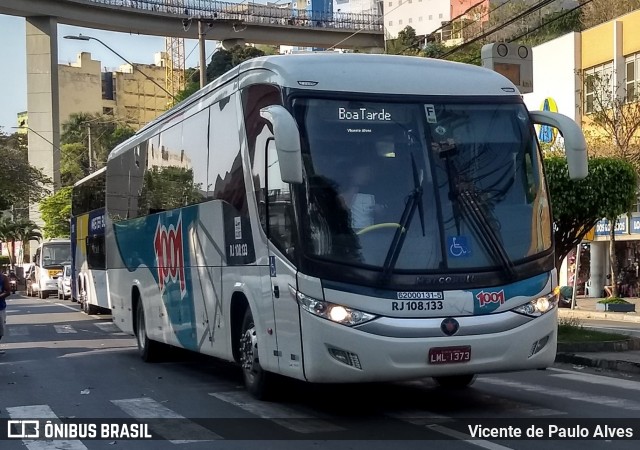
[{"x1": 1, "y1": 294, "x2": 639, "y2": 450}]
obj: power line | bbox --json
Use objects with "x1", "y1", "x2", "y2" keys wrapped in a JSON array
[
  {"x1": 437, "y1": 0, "x2": 558, "y2": 60},
  {"x1": 460, "y1": 0, "x2": 595, "y2": 65},
  {"x1": 428, "y1": 0, "x2": 517, "y2": 41}
]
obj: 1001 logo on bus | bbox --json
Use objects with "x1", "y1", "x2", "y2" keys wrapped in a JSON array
[
  {"x1": 476, "y1": 290, "x2": 505, "y2": 308},
  {"x1": 154, "y1": 215, "x2": 186, "y2": 297}
]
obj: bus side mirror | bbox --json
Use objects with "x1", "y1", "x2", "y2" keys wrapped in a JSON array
[
  {"x1": 260, "y1": 105, "x2": 303, "y2": 184},
  {"x1": 530, "y1": 110, "x2": 588, "y2": 180}
]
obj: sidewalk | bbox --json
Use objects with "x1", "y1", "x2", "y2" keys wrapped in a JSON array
[{"x1": 556, "y1": 296, "x2": 640, "y2": 374}]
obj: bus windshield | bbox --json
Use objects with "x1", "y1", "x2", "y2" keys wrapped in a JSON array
[
  {"x1": 42, "y1": 243, "x2": 72, "y2": 267},
  {"x1": 293, "y1": 97, "x2": 551, "y2": 274}
]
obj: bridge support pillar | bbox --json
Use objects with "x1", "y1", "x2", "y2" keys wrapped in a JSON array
[{"x1": 26, "y1": 16, "x2": 61, "y2": 248}]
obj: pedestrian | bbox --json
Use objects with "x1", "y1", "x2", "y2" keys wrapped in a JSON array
[{"x1": 0, "y1": 270, "x2": 10, "y2": 354}]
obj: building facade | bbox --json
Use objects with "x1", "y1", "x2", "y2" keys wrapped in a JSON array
[
  {"x1": 57, "y1": 52, "x2": 171, "y2": 131},
  {"x1": 523, "y1": 9, "x2": 640, "y2": 298}
]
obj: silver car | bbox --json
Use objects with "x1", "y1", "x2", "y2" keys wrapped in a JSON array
[{"x1": 57, "y1": 264, "x2": 72, "y2": 300}]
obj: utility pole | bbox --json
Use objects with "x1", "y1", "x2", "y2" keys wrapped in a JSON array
[
  {"x1": 199, "y1": 19, "x2": 206, "y2": 88},
  {"x1": 87, "y1": 123, "x2": 93, "y2": 171}
]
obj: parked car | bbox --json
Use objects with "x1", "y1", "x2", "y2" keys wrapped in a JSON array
[
  {"x1": 57, "y1": 264, "x2": 72, "y2": 300},
  {"x1": 25, "y1": 265, "x2": 36, "y2": 297}
]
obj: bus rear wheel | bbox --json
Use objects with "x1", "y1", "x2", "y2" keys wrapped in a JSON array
[
  {"x1": 239, "y1": 308, "x2": 272, "y2": 400},
  {"x1": 136, "y1": 301, "x2": 162, "y2": 362},
  {"x1": 433, "y1": 374, "x2": 476, "y2": 388}
]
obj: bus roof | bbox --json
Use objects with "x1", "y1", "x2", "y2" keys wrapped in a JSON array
[
  {"x1": 241, "y1": 53, "x2": 519, "y2": 96},
  {"x1": 109, "y1": 53, "x2": 520, "y2": 161}
]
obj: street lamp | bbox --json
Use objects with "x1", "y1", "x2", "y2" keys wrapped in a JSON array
[
  {"x1": 64, "y1": 34, "x2": 177, "y2": 102},
  {"x1": 11, "y1": 125, "x2": 60, "y2": 152}
]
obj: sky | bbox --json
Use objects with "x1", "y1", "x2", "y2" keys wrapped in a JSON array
[{"x1": 0, "y1": 14, "x2": 218, "y2": 133}]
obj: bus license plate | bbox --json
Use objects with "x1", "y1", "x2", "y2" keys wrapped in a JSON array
[{"x1": 428, "y1": 346, "x2": 471, "y2": 364}]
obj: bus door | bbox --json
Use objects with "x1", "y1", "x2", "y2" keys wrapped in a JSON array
[
  {"x1": 266, "y1": 141, "x2": 305, "y2": 380},
  {"x1": 87, "y1": 208, "x2": 108, "y2": 309}
]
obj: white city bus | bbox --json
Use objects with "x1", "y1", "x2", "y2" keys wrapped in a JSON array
[
  {"x1": 105, "y1": 53, "x2": 587, "y2": 398},
  {"x1": 31, "y1": 238, "x2": 72, "y2": 299},
  {"x1": 71, "y1": 168, "x2": 109, "y2": 314}
]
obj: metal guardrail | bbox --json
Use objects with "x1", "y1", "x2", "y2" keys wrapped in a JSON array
[{"x1": 80, "y1": 0, "x2": 384, "y2": 32}]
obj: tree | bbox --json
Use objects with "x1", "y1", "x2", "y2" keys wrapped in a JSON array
[
  {"x1": 0, "y1": 130, "x2": 51, "y2": 211},
  {"x1": 60, "y1": 113, "x2": 134, "y2": 186},
  {"x1": 12, "y1": 219, "x2": 42, "y2": 264},
  {"x1": 0, "y1": 217, "x2": 17, "y2": 268},
  {"x1": 583, "y1": 73, "x2": 640, "y2": 167},
  {"x1": 545, "y1": 156, "x2": 637, "y2": 272},
  {"x1": 206, "y1": 45, "x2": 266, "y2": 81},
  {"x1": 39, "y1": 187, "x2": 72, "y2": 239},
  {"x1": 0, "y1": 218, "x2": 41, "y2": 268},
  {"x1": 386, "y1": 26, "x2": 421, "y2": 56},
  {"x1": 579, "y1": 0, "x2": 640, "y2": 29}
]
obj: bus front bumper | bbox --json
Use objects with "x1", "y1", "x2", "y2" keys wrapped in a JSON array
[{"x1": 300, "y1": 309, "x2": 557, "y2": 383}]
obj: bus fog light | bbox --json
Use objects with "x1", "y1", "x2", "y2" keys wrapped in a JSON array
[
  {"x1": 529, "y1": 334, "x2": 551, "y2": 357},
  {"x1": 328, "y1": 347, "x2": 362, "y2": 369}
]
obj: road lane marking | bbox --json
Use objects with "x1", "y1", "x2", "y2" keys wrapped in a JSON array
[
  {"x1": 210, "y1": 391, "x2": 345, "y2": 433},
  {"x1": 53, "y1": 302, "x2": 79, "y2": 312},
  {"x1": 480, "y1": 377, "x2": 640, "y2": 411},
  {"x1": 112, "y1": 397, "x2": 221, "y2": 443},
  {"x1": 548, "y1": 368, "x2": 640, "y2": 391},
  {"x1": 53, "y1": 325, "x2": 77, "y2": 334},
  {"x1": 6, "y1": 405, "x2": 88, "y2": 450},
  {"x1": 94, "y1": 322, "x2": 125, "y2": 334}
]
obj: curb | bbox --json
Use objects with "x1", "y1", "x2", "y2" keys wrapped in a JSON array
[
  {"x1": 557, "y1": 338, "x2": 640, "y2": 353},
  {"x1": 558, "y1": 308, "x2": 640, "y2": 323},
  {"x1": 555, "y1": 352, "x2": 640, "y2": 374}
]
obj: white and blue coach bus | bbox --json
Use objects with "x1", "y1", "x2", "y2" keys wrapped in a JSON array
[
  {"x1": 71, "y1": 168, "x2": 109, "y2": 315},
  {"x1": 105, "y1": 53, "x2": 587, "y2": 398}
]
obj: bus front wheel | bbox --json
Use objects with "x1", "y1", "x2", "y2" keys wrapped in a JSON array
[
  {"x1": 239, "y1": 308, "x2": 272, "y2": 399},
  {"x1": 433, "y1": 374, "x2": 476, "y2": 388},
  {"x1": 136, "y1": 301, "x2": 162, "y2": 362}
]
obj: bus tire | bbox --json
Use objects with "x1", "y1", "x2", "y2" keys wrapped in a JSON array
[
  {"x1": 239, "y1": 308, "x2": 272, "y2": 400},
  {"x1": 433, "y1": 374, "x2": 476, "y2": 388},
  {"x1": 136, "y1": 300, "x2": 162, "y2": 362}
]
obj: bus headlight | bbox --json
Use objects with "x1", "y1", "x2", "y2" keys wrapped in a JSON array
[
  {"x1": 511, "y1": 292, "x2": 557, "y2": 317},
  {"x1": 294, "y1": 290, "x2": 376, "y2": 326}
]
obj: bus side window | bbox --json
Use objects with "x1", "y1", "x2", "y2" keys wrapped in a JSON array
[{"x1": 266, "y1": 139, "x2": 295, "y2": 259}]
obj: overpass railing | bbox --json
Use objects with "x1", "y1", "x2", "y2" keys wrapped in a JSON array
[{"x1": 79, "y1": 0, "x2": 384, "y2": 31}]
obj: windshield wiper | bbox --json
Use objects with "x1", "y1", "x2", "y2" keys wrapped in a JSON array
[
  {"x1": 380, "y1": 153, "x2": 426, "y2": 283},
  {"x1": 457, "y1": 189, "x2": 516, "y2": 279},
  {"x1": 438, "y1": 143, "x2": 516, "y2": 280}
]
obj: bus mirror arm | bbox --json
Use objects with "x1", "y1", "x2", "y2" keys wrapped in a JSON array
[
  {"x1": 260, "y1": 105, "x2": 303, "y2": 184},
  {"x1": 530, "y1": 110, "x2": 588, "y2": 180}
]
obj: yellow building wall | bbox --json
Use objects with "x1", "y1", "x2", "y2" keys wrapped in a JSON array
[
  {"x1": 622, "y1": 10, "x2": 640, "y2": 56},
  {"x1": 581, "y1": 9, "x2": 640, "y2": 68},
  {"x1": 114, "y1": 65, "x2": 170, "y2": 130},
  {"x1": 581, "y1": 22, "x2": 614, "y2": 69},
  {"x1": 58, "y1": 52, "x2": 103, "y2": 126}
]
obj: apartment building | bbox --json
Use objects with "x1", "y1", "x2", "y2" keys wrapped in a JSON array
[{"x1": 57, "y1": 51, "x2": 172, "y2": 131}]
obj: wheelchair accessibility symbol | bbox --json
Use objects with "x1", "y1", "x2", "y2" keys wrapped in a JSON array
[{"x1": 447, "y1": 236, "x2": 471, "y2": 257}]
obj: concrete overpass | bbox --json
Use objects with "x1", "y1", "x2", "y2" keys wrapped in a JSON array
[
  {"x1": 0, "y1": 0, "x2": 384, "y2": 231},
  {"x1": 0, "y1": 0, "x2": 384, "y2": 49}
]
